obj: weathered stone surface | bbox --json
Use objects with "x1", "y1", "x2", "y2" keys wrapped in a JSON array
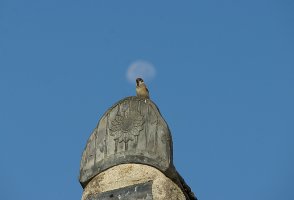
[
  {"x1": 80, "y1": 97, "x2": 172, "y2": 187},
  {"x1": 86, "y1": 181, "x2": 153, "y2": 200},
  {"x1": 82, "y1": 164, "x2": 186, "y2": 200}
]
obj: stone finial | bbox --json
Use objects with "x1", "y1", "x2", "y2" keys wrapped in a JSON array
[{"x1": 79, "y1": 96, "x2": 197, "y2": 200}]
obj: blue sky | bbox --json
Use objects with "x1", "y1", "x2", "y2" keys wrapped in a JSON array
[{"x1": 0, "y1": 1, "x2": 293, "y2": 200}]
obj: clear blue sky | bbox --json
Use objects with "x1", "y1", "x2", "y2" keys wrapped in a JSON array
[{"x1": 0, "y1": 1, "x2": 293, "y2": 200}]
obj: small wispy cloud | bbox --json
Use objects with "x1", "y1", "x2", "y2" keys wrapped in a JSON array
[{"x1": 126, "y1": 60, "x2": 156, "y2": 83}]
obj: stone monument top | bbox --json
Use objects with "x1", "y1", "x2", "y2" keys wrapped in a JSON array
[{"x1": 79, "y1": 96, "x2": 197, "y2": 199}]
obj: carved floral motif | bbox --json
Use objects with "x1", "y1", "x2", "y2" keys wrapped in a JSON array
[{"x1": 110, "y1": 111, "x2": 144, "y2": 144}]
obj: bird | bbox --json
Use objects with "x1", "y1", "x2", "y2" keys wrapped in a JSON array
[{"x1": 136, "y1": 78, "x2": 150, "y2": 99}]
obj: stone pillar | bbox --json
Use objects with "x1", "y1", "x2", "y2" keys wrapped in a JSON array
[{"x1": 79, "y1": 97, "x2": 197, "y2": 200}]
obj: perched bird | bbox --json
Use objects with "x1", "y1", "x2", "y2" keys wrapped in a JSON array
[{"x1": 136, "y1": 78, "x2": 150, "y2": 99}]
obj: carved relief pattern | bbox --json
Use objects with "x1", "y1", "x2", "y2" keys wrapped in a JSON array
[{"x1": 109, "y1": 111, "x2": 144, "y2": 151}]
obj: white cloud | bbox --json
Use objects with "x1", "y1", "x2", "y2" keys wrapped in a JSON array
[{"x1": 126, "y1": 60, "x2": 156, "y2": 83}]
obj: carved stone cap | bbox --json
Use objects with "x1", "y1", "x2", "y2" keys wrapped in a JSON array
[{"x1": 79, "y1": 96, "x2": 173, "y2": 188}]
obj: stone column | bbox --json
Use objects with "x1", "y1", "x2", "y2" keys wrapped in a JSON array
[{"x1": 79, "y1": 96, "x2": 197, "y2": 200}]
